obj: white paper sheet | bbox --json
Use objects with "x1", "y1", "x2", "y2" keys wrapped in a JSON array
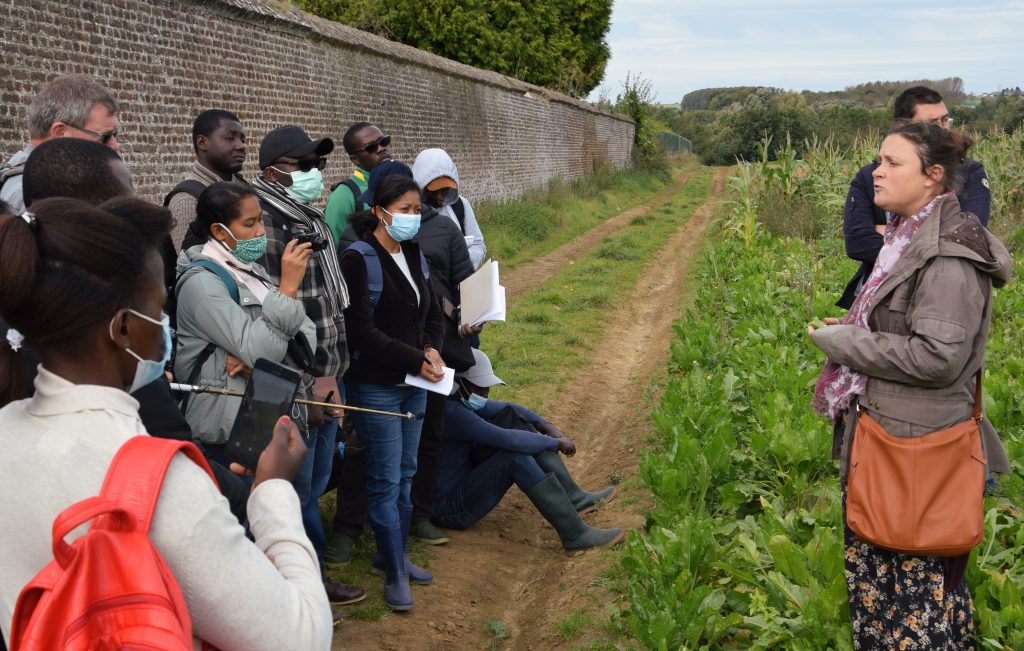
[
  {"x1": 404, "y1": 366, "x2": 455, "y2": 395},
  {"x1": 459, "y1": 259, "x2": 506, "y2": 327}
]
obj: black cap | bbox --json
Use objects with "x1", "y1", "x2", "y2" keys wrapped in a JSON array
[
  {"x1": 359, "y1": 159, "x2": 415, "y2": 205},
  {"x1": 259, "y1": 124, "x2": 335, "y2": 169}
]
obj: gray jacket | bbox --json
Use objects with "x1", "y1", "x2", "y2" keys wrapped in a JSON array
[
  {"x1": 812, "y1": 194, "x2": 1012, "y2": 476},
  {"x1": 174, "y1": 246, "x2": 316, "y2": 444}
]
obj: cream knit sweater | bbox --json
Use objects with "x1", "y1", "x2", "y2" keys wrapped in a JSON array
[{"x1": 0, "y1": 366, "x2": 332, "y2": 650}]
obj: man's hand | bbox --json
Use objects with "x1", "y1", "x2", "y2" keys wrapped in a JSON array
[
  {"x1": 459, "y1": 322, "x2": 484, "y2": 338},
  {"x1": 556, "y1": 436, "x2": 576, "y2": 457}
]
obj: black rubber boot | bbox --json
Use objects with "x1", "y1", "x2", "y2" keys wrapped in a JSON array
[
  {"x1": 534, "y1": 450, "x2": 616, "y2": 513},
  {"x1": 523, "y1": 473, "x2": 625, "y2": 551}
]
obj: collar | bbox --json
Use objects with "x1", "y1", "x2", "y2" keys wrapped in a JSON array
[
  {"x1": 25, "y1": 365, "x2": 141, "y2": 419},
  {"x1": 353, "y1": 167, "x2": 367, "y2": 182}
]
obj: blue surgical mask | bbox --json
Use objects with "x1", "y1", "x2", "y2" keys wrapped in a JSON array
[
  {"x1": 381, "y1": 207, "x2": 421, "y2": 241},
  {"x1": 459, "y1": 382, "x2": 488, "y2": 411},
  {"x1": 109, "y1": 309, "x2": 172, "y2": 393},
  {"x1": 284, "y1": 168, "x2": 325, "y2": 203}
]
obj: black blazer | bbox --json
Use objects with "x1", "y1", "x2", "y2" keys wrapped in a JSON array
[{"x1": 340, "y1": 235, "x2": 445, "y2": 385}]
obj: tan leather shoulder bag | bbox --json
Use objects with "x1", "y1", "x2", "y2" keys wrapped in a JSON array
[{"x1": 845, "y1": 373, "x2": 987, "y2": 556}]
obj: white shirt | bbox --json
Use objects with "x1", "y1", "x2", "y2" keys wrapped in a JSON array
[
  {"x1": 391, "y1": 250, "x2": 420, "y2": 303},
  {"x1": 0, "y1": 367, "x2": 332, "y2": 650}
]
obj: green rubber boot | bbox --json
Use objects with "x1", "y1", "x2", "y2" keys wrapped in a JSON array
[
  {"x1": 524, "y1": 473, "x2": 625, "y2": 551},
  {"x1": 535, "y1": 450, "x2": 616, "y2": 513}
]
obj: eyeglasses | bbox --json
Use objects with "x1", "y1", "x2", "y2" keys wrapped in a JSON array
[
  {"x1": 274, "y1": 157, "x2": 328, "y2": 172},
  {"x1": 351, "y1": 135, "x2": 391, "y2": 154},
  {"x1": 68, "y1": 124, "x2": 119, "y2": 145}
]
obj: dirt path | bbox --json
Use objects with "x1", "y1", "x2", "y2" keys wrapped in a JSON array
[
  {"x1": 503, "y1": 168, "x2": 701, "y2": 302},
  {"x1": 337, "y1": 168, "x2": 728, "y2": 650}
]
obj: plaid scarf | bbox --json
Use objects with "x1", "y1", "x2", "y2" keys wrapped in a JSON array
[{"x1": 812, "y1": 192, "x2": 950, "y2": 420}]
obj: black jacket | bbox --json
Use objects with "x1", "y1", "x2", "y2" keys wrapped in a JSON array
[
  {"x1": 837, "y1": 158, "x2": 991, "y2": 309},
  {"x1": 340, "y1": 235, "x2": 445, "y2": 385},
  {"x1": 414, "y1": 203, "x2": 475, "y2": 306}
]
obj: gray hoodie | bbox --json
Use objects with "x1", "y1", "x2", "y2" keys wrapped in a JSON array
[
  {"x1": 412, "y1": 148, "x2": 487, "y2": 269},
  {"x1": 174, "y1": 245, "x2": 316, "y2": 444}
]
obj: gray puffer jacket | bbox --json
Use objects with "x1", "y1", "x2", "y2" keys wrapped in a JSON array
[
  {"x1": 174, "y1": 246, "x2": 316, "y2": 444},
  {"x1": 812, "y1": 194, "x2": 1012, "y2": 477}
]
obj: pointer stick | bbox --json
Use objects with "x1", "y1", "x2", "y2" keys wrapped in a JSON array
[{"x1": 169, "y1": 383, "x2": 422, "y2": 420}]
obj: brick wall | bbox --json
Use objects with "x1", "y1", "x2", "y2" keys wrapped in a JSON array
[{"x1": 0, "y1": 0, "x2": 634, "y2": 244}]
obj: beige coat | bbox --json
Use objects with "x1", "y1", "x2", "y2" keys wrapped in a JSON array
[{"x1": 812, "y1": 194, "x2": 1011, "y2": 476}]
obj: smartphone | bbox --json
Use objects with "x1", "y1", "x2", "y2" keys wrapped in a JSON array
[{"x1": 225, "y1": 359, "x2": 302, "y2": 471}]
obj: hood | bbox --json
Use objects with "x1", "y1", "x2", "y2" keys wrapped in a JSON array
[
  {"x1": 935, "y1": 196, "x2": 1013, "y2": 289},
  {"x1": 412, "y1": 148, "x2": 460, "y2": 189}
]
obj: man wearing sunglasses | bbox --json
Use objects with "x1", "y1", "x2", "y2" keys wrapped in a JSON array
[
  {"x1": 1, "y1": 74, "x2": 119, "y2": 214},
  {"x1": 324, "y1": 122, "x2": 393, "y2": 244},
  {"x1": 251, "y1": 124, "x2": 365, "y2": 609}
]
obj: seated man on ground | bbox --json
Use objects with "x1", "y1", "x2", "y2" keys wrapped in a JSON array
[{"x1": 434, "y1": 348, "x2": 622, "y2": 551}]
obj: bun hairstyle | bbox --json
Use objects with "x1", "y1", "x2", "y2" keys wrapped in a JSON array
[
  {"x1": 889, "y1": 121, "x2": 970, "y2": 194},
  {"x1": 0, "y1": 197, "x2": 171, "y2": 406},
  {"x1": 188, "y1": 181, "x2": 259, "y2": 242},
  {"x1": 350, "y1": 175, "x2": 422, "y2": 240}
]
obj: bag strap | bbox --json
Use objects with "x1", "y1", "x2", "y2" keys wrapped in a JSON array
[
  {"x1": 972, "y1": 369, "x2": 984, "y2": 421},
  {"x1": 346, "y1": 240, "x2": 384, "y2": 312},
  {"x1": 163, "y1": 179, "x2": 207, "y2": 207},
  {"x1": 176, "y1": 260, "x2": 241, "y2": 305},
  {"x1": 98, "y1": 437, "x2": 217, "y2": 534}
]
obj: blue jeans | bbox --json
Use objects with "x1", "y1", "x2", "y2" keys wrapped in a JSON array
[
  {"x1": 347, "y1": 382, "x2": 427, "y2": 530},
  {"x1": 293, "y1": 417, "x2": 338, "y2": 570},
  {"x1": 432, "y1": 449, "x2": 546, "y2": 530}
]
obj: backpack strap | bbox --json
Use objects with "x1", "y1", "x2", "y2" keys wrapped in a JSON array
[
  {"x1": 451, "y1": 196, "x2": 467, "y2": 233},
  {"x1": 175, "y1": 260, "x2": 241, "y2": 304},
  {"x1": 163, "y1": 179, "x2": 207, "y2": 207},
  {"x1": 346, "y1": 240, "x2": 384, "y2": 312},
  {"x1": 99, "y1": 437, "x2": 217, "y2": 534},
  {"x1": 174, "y1": 261, "x2": 241, "y2": 411}
]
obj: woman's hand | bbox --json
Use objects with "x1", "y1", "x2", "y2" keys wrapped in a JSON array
[
  {"x1": 418, "y1": 347, "x2": 446, "y2": 383},
  {"x1": 231, "y1": 416, "x2": 307, "y2": 489},
  {"x1": 874, "y1": 224, "x2": 887, "y2": 235},
  {"x1": 278, "y1": 239, "x2": 312, "y2": 298},
  {"x1": 459, "y1": 322, "x2": 484, "y2": 338},
  {"x1": 807, "y1": 317, "x2": 842, "y2": 336},
  {"x1": 225, "y1": 354, "x2": 251, "y2": 378}
]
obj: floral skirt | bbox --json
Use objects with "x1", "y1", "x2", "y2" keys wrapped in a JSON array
[{"x1": 844, "y1": 522, "x2": 976, "y2": 650}]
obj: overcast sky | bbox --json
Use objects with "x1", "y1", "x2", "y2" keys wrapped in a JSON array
[{"x1": 591, "y1": 0, "x2": 1024, "y2": 104}]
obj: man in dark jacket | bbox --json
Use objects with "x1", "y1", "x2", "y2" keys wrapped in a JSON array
[
  {"x1": 837, "y1": 86, "x2": 991, "y2": 309},
  {"x1": 434, "y1": 349, "x2": 623, "y2": 551}
]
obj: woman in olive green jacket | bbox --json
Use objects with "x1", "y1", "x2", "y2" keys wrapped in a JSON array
[{"x1": 809, "y1": 122, "x2": 1011, "y2": 649}]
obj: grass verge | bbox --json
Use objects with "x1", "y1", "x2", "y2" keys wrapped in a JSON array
[{"x1": 475, "y1": 156, "x2": 699, "y2": 270}]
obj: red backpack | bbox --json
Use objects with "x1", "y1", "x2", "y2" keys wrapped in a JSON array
[{"x1": 9, "y1": 437, "x2": 219, "y2": 651}]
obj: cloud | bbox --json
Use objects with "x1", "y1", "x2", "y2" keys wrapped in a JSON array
[{"x1": 594, "y1": 0, "x2": 1024, "y2": 101}]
